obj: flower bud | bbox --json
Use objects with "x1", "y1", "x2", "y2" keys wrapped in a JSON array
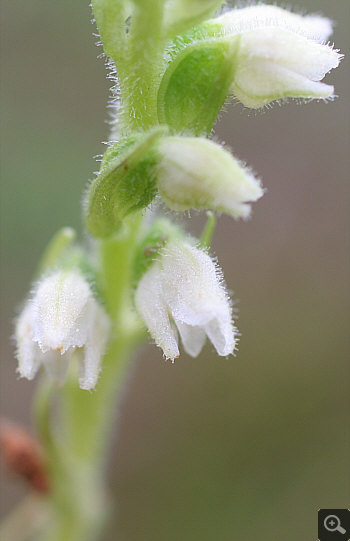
[
  {"x1": 15, "y1": 270, "x2": 110, "y2": 390},
  {"x1": 135, "y1": 240, "x2": 236, "y2": 360},
  {"x1": 156, "y1": 136, "x2": 263, "y2": 218},
  {"x1": 0, "y1": 419, "x2": 50, "y2": 493}
]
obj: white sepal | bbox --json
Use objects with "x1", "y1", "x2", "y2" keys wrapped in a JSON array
[
  {"x1": 215, "y1": 5, "x2": 334, "y2": 43},
  {"x1": 78, "y1": 300, "x2": 112, "y2": 390},
  {"x1": 135, "y1": 262, "x2": 179, "y2": 360},
  {"x1": 15, "y1": 303, "x2": 42, "y2": 381}
]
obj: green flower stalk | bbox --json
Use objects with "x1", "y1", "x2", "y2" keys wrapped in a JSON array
[{"x1": 5, "y1": 2, "x2": 342, "y2": 540}]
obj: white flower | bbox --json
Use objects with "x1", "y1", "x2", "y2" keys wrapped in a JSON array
[
  {"x1": 15, "y1": 270, "x2": 110, "y2": 390},
  {"x1": 135, "y1": 241, "x2": 236, "y2": 360},
  {"x1": 213, "y1": 5, "x2": 342, "y2": 108},
  {"x1": 157, "y1": 136, "x2": 263, "y2": 219}
]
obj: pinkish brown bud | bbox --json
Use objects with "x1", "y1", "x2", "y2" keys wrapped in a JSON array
[{"x1": 0, "y1": 419, "x2": 50, "y2": 493}]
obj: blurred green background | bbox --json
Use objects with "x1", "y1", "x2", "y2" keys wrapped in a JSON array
[{"x1": 1, "y1": 1, "x2": 349, "y2": 540}]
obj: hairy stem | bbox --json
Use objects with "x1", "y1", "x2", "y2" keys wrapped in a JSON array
[
  {"x1": 36, "y1": 216, "x2": 144, "y2": 541},
  {"x1": 32, "y1": 1, "x2": 168, "y2": 538},
  {"x1": 119, "y1": 1, "x2": 166, "y2": 131}
]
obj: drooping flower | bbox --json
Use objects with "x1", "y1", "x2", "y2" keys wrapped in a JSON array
[
  {"x1": 15, "y1": 270, "x2": 110, "y2": 390},
  {"x1": 156, "y1": 136, "x2": 263, "y2": 218},
  {"x1": 135, "y1": 240, "x2": 236, "y2": 360},
  {"x1": 213, "y1": 4, "x2": 342, "y2": 108}
]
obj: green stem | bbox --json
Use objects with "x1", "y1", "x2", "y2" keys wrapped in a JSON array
[
  {"x1": 34, "y1": 2, "x2": 170, "y2": 538},
  {"x1": 0, "y1": 495, "x2": 49, "y2": 541},
  {"x1": 199, "y1": 211, "x2": 217, "y2": 249},
  {"x1": 119, "y1": 1, "x2": 166, "y2": 131},
  {"x1": 39, "y1": 340, "x2": 134, "y2": 541},
  {"x1": 36, "y1": 216, "x2": 145, "y2": 541}
]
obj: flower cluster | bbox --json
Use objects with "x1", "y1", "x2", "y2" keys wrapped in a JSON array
[{"x1": 14, "y1": 3, "x2": 342, "y2": 391}]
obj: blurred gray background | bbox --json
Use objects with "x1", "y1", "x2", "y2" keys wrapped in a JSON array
[{"x1": 1, "y1": 1, "x2": 349, "y2": 540}]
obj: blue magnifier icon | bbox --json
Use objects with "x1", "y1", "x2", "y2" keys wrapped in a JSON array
[{"x1": 324, "y1": 515, "x2": 346, "y2": 534}]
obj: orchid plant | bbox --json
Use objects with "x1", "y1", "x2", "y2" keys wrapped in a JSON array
[{"x1": 3, "y1": 2, "x2": 342, "y2": 540}]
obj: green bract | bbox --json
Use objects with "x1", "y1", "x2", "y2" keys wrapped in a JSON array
[
  {"x1": 163, "y1": 0, "x2": 223, "y2": 38},
  {"x1": 85, "y1": 128, "x2": 166, "y2": 238},
  {"x1": 38, "y1": 227, "x2": 77, "y2": 274},
  {"x1": 158, "y1": 37, "x2": 240, "y2": 135},
  {"x1": 38, "y1": 227, "x2": 93, "y2": 279},
  {"x1": 132, "y1": 218, "x2": 185, "y2": 285}
]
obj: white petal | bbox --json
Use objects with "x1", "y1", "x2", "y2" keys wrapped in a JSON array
[
  {"x1": 79, "y1": 299, "x2": 111, "y2": 390},
  {"x1": 32, "y1": 271, "x2": 91, "y2": 353},
  {"x1": 216, "y1": 5, "x2": 334, "y2": 42},
  {"x1": 15, "y1": 302, "x2": 41, "y2": 380},
  {"x1": 135, "y1": 263, "x2": 179, "y2": 360},
  {"x1": 161, "y1": 242, "x2": 236, "y2": 356},
  {"x1": 175, "y1": 321, "x2": 206, "y2": 357}
]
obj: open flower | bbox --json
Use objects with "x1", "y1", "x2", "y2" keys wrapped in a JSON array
[
  {"x1": 15, "y1": 270, "x2": 110, "y2": 390},
  {"x1": 214, "y1": 4, "x2": 342, "y2": 108},
  {"x1": 135, "y1": 241, "x2": 236, "y2": 360}
]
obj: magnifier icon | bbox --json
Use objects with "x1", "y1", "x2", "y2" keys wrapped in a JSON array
[{"x1": 324, "y1": 515, "x2": 346, "y2": 534}]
